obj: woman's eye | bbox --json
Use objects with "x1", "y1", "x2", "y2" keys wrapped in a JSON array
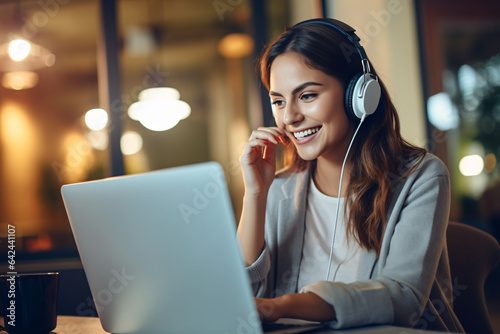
[
  {"x1": 272, "y1": 100, "x2": 285, "y2": 107},
  {"x1": 300, "y1": 93, "x2": 317, "y2": 101}
]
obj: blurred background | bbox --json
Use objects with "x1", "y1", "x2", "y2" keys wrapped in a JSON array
[{"x1": 0, "y1": 0, "x2": 499, "y2": 328}]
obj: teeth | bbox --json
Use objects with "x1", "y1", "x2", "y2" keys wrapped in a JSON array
[{"x1": 293, "y1": 127, "x2": 321, "y2": 139}]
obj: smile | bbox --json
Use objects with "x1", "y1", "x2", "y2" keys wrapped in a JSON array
[{"x1": 292, "y1": 126, "x2": 321, "y2": 139}]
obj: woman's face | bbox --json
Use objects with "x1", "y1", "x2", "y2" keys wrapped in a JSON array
[{"x1": 270, "y1": 52, "x2": 354, "y2": 162}]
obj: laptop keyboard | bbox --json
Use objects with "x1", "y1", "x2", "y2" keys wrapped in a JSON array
[{"x1": 261, "y1": 320, "x2": 324, "y2": 333}]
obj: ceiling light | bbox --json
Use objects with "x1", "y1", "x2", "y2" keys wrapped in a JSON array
[
  {"x1": 128, "y1": 87, "x2": 191, "y2": 131},
  {"x1": 0, "y1": 38, "x2": 55, "y2": 90},
  {"x1": 0, "y1": 38, "x2": 55, "y2": 72}
]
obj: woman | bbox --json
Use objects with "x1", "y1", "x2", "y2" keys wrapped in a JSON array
[{"x1": 238, "y1": 18, "x2": 464, "y2": 332}]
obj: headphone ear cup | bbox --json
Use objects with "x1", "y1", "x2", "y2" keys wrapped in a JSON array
[
  {"x1": 345, "y1": 73, "x2": 381, "y2": 121},
  {"x1": 344, "y1": 72, "x2": 363, "y2": 122}
]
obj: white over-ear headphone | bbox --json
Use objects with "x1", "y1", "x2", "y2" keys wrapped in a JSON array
[{"x1": 274, "y1": 18, "x2": 381, "y2": 122}]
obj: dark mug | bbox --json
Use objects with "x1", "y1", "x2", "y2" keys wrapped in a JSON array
[{"x1": 0, "y1": 272, "x2": 59, "y2": 334}]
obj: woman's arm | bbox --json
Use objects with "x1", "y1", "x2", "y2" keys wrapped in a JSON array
[
  {"x1": 238, "y1": 194, "x2": 268, "y2": 266},
  {"x1": 237, "y1": 127, "x2": 285, "y2": 265},
  {"x1": 255, "y1": 293, "x2": 336, "y2": 322}
]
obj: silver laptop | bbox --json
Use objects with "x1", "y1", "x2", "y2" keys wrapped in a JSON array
[{"x1": 61, "y1": 162, "x2": 324, "y2": 334}]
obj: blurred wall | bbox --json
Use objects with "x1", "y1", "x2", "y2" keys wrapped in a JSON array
[{"x1": 289, "y1": 0, "x2": 316, "y2": 24}]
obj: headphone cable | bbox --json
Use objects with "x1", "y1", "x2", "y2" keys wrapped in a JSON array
[{"x1": 325, "y1": 113, "x2": 366, "y2": 281}]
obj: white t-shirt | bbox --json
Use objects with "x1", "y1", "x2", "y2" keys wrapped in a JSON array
[{"x1": 297, "y1": 178, "x2": 363, "y2": 291}]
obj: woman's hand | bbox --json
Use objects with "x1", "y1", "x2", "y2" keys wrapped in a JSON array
[
  {"x1": 255, "y1": 293, "x2": 336, "y2": 323},
  {"x1": 255, "y1": 297, "x2": 286, "y2": 323},
  {"x1": 238, "y1": 127, "x2": 288, "y2": 266},
  {"x1": 240, "y1": 127, "x2": 287, "y2": 196}
]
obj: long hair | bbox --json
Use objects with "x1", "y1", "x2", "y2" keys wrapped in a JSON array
[{"x1": 258, "y1": 19, "x2": 426, "y2": 256}]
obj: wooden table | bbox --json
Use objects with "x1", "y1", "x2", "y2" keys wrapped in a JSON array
[
  {"x1": 45, "y1": 315, "x2": 451, "y2": 334},
  {"x1": 53, "y1": 316, "x2": 107, "y2": 334}
]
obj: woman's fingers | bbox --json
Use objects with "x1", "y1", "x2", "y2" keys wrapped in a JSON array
[
  {"x1": 240, "y1": 139, "x2": 266, "y2": 165},
  {"x1": 249, "y1": 127, "x2": 286, "y2": 145},
  {"x1": 241, "y1": 127, "x2": 286, "y2": 164},
  {"x1": 262, "y1": 139, "x2": 277, "y2": 161}
]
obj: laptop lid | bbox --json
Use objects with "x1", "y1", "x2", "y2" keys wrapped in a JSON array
[{"x1": 61, "y1": 162, "x2": 262, "y2": 334}]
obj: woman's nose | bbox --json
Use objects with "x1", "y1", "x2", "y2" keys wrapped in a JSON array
[{"x1": 283, "y1": 103, "x2": 303, "y2": 126}]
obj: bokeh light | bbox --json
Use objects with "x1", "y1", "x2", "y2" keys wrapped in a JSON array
[
  {"x1": 459, "y1": 155, "x2": 484, "y2": 176},
  {"x1": 8, "y1": 39, "x2": 31, "y2": 62},
  {"x1": 85, "y1": 108, "x2": 108, "y2": 131},
  {"x1": 121, "y1": 131, "x2": 143, "y2": 155}
]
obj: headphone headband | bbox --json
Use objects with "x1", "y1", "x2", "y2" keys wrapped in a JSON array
[{"x1": 291, "y1": 18, "x2": 368, "y2": 63}]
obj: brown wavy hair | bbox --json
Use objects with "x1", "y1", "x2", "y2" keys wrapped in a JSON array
[{"x1": 258, "y1": 19, "x2": 427, "y2": 256}]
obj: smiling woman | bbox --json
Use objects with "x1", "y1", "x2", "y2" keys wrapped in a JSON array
[{"x1": 237, "y1": 18, "x2": 465, "y2": 332}]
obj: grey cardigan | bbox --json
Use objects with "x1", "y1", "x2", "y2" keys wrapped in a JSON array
[{"x1": 245, "y1": 153, "x2": 464, "y2": 332}]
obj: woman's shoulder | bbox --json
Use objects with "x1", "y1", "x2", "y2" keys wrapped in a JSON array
[
  {"x1": 414, "y1": 152, "x2": 449, "y2": 178},
  {"x1": 392, "y1": 151, "x2": 449, "y2": 190}
]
